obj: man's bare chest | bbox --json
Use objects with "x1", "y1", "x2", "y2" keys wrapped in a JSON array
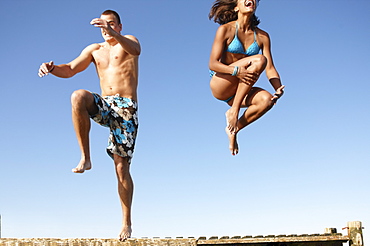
[{"x1": 92, "y1": 47, "x2": 128, "y2": 68}]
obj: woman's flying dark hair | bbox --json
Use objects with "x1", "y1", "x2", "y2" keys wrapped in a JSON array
[{"x1": 209, "y1": 0, "x2": 260, "y2": 27}]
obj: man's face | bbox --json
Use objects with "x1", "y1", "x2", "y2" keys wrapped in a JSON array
[{"x1": 100, "y1": 13, "x2": 122, "y2": 41}]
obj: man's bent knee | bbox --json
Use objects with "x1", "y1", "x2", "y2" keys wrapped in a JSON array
[
  {"x1": 71, "y1": 89, "x2": 92, "y2": 105},
  {"x1": 71, "y1": 90, "x2": 97, "y2": 114}
]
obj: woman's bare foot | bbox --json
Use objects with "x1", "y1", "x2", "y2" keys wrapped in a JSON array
[
  {"x1": 225, "y1": 108, "x2": 239, "y2": 134},
  {"x1": 119, "y1": 225, "x2": 132, "y2": 241},
  {"x1": 72, "y1": 159, "x2": 92, "y2": 173},
  {"x1": 225, "y1": 127, "x2": 239, "y2": 155}
]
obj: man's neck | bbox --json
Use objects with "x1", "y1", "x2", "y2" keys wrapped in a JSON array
[{"x1": 106, "y1": 39, "x2": 119, "y2": 47}]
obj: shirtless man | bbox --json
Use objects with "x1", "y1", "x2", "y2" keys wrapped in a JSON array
[{"x1": 38, "y1": 10, "x2": 140, "y2": 241}]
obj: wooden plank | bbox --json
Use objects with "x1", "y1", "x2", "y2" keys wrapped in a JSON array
[
  {"x1": 197, "y1": 234, "x2": 349, "y2": 245},
  {"x1": 0, "y1": 238, "x2": 198, "y2": 246}
]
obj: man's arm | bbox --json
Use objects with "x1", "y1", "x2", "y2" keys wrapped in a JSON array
[
  {"x1": 90, "y1": 18, "x2": 141, "y2": 56},
  {"x1": 116, "y1": 34, "x2": 141, "y2": 56},
  {"x1": 38, "y1": 44, "x2": 97, "y2": 78}
]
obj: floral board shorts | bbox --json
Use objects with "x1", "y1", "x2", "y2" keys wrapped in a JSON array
[{"x1": 90, "y1": 93, "x2": 139, "y2": 163}]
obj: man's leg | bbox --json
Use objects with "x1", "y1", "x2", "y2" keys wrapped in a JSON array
[
  {"x1": 114, "y1": 154, "x2": 134, "y2": 241},
  {"x1": 70, "y1": 89, "x2": 98, "y2": 173}
]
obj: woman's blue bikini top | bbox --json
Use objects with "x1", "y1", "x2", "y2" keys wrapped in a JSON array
[{"x1": 226, "y1": 22, "x2": 260, "y2": 56}]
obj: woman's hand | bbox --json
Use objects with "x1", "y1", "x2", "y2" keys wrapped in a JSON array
[
  {"x1": 236, "y1": 62, "x2": 260, "y2": 85},
  {"x1": 271, "y1": 85, "x2": 285, "y2": 104}
]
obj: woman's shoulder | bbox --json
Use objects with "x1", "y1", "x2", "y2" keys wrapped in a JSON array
[
  {"x1": 256, "y1": 27, "x2": 269, "y2": 36},
  {"x1": 216, "y1": 21, "x2": 236, "y2": 35},
  {"x1": 255, "y1": 27, "x2": 271, "y2": 41}
]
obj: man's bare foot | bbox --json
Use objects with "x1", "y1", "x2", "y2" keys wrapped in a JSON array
[
  {"x1": 225, "y1": 108, "x2": 239, "y2": 134},
  {"x1": 72, "y1": 159, "x2": 92, "y2": 173},
  {"x1": 225, "y1": 127, "x2": 239, "y2": 155},
  {"x1": 119, "y1": 225, "x2": 132, "y2": 241}
]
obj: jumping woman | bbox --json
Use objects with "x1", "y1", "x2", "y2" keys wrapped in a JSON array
[{"x1": 209, "y1": 0, "x2": 285, "y2": 155}]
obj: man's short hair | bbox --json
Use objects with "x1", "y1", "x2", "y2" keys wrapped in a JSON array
[{"x1": 101, "y1": 10, "x2": 121, "y2": 24}]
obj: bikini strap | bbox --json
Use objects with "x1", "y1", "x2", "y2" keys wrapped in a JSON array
[{"x1": 235, "y1": 22, "x2": 239, "y2": 36}]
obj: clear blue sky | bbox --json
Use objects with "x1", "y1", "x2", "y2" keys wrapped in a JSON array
[{"x1": 1, "y1": 0, "x2": 369, "y2": 241}]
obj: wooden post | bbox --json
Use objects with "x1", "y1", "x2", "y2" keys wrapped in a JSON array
[
  {"x1": 325, "y1": 228, "x2": 338, "y2": 234},
  {"x1": 348, "y1": 221, "x2": 364, "y2": 246}
]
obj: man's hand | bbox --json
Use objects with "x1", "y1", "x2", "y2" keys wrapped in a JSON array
[
  {"x1": 38, "y1": 61, "x2": 55, "y2": 77},
  {"x1": 271, "y1": 85, "x2": 285, "y2": 104},
  {"x1": 90, "y1": 18, "x2": 115, "y2": 35},
  {"x1": 236, "y1": 62, "x2": 260, "y2": 85}
]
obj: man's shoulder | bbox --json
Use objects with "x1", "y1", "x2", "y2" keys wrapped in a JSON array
[
  {"x1": 86, "y1": 43, "x2": 102, "y2": 51},
  {"x1": 80, "y1": 43, "x2": 104, "y2": 57},
  {"x1": 123, "y1": 34, "x2": 139, "y2": 42}
]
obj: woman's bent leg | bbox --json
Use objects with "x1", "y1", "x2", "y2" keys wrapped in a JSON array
[
  {"x1": 209, "y1": 55, "x2": 268, "y2": 155},
  {"x1": 225, "y1": 55, "x2": 267, "y2": 133},
  {"x1": 226, "y1": 88, "x2": 274, "y2": 155},
  {"x1": 237, "y1": 88, "x2": 274, "y2": 131}
]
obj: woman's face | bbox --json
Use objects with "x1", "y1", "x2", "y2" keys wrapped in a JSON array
[{"x1": 235, "y1": 0, "x2": 257, "y2": 14}]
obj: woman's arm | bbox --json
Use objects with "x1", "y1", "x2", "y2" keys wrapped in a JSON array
[
  {"x1": 209, "y1": 25, "x2": 236, "y2": 75},
  {"x1": 260, "y1": 30, "x2": 284, "y2": 99},
  {"x1": 260, "y1": 31, "x2": 283, "y2": 90}
]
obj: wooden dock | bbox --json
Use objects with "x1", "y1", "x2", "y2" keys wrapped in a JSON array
[{"x1": 0, "y1": 221, "x2": 363, "y2": 246}]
